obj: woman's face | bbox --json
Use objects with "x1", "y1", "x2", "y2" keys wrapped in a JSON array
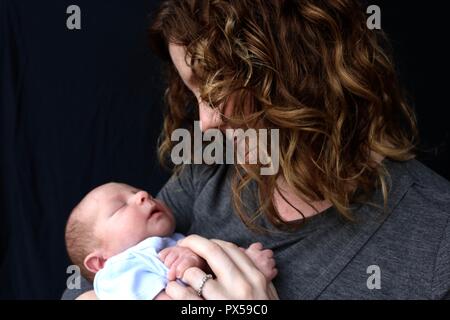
[{"x1": 168, "y1": 43, "x2": 233, "y2": 132}]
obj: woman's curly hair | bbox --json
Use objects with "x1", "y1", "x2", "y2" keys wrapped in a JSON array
[{"x1": 149, "y1": 0, "x2": 418, "y2": 231}]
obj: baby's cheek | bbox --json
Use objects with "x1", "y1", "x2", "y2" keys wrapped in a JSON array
[
  {"x1": 163, "y1": 207, "x2": 177, "y2": 233},
  {"x1": 164, "y1": 214, "x2": 177, "y2": 235}
]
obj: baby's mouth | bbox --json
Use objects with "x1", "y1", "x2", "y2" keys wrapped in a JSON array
[{"x1": 148, "y1": 204, "x2": 163, "y2": 219}]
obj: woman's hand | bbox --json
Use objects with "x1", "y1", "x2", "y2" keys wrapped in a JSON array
[{"x1": 164, "y1": 235, "x2": 279, "y2": 300}]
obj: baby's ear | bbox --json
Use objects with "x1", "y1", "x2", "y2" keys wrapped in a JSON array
[{"x1": 84, "y1": 252, "x2": 106, "y2": 273}]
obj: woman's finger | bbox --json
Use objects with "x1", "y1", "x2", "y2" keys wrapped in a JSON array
[
  {"x1": 211, "y1": 239, "x2": 266, "y2": 286},
  {"x1": 267, "y1": 282, "x2": 279, "y2": 300},
  {"x1": 177, "y1": 235, "x2": 275, "y2": 300},
  {"x1": 181, "y1": 267, "x2": 222, "y2": 300},
  {"x1": 165, "y1": 280, "x2": 203, "y2": 300},
  {"x1": 177, "y1": 235, "x2": 242, "y2": 282}
]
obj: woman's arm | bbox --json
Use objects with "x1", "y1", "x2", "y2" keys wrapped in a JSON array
[
  {"x1": 75, "y1": 290, "x2": 98, "y2": 300},
  {"x1": 164, "y1": 235, "x2": 279, "y2": 300},
  {"x1": 61, "y1": 276, "x2": 94, "y2": 300}
]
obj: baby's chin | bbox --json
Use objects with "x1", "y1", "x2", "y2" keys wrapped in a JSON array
[{"x1": 145, "y1": 218, "x2": 175, "y2": 238}]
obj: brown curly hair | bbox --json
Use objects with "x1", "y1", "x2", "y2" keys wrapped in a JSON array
[{"x1": 149, "y1": 0, "x2": 418, "y2": 231}]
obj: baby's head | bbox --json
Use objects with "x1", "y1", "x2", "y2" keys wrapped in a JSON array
[{"x1": 65, "y1": 182, "x2": 175, "y2": 281}]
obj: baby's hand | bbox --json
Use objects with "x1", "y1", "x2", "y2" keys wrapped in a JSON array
[
  {"x1": 158, "y1": 246, "x2": 206, "y2": 281},
  {"x1": 243, "y1": 242, "x2": 277, "y2": 281}
]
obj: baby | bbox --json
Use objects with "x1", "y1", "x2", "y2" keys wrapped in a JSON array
[{"x1": 65, "y1": 182, "x2": 277, "y2": 299}]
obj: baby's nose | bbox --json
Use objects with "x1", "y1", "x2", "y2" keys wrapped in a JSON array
[{"x1": 135, "y1": 190, "x2": 151, "y2": 205}]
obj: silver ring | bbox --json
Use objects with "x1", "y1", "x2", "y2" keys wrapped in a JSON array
[{"x1": 197, "y1": 274, "x2": 213, "y2": 297}]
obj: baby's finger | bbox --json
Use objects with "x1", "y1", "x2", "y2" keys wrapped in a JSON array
[
  {"x1": 158, "y1": 247, "x2": 171, "y2": 261},
  {"x1": 175, "y1": 258, "x2": 196, "y2": 279},
  {"x1": 272, "y1": 268, "x2": 278, "y2": 278},
  {"x1": 267, "y1": 268, "x2": 278, "y2": 281},
  {"x1": 167, "y1": 259, "x2": 181, "y2": 281},
  {"x1": 248, "y1": 242, "x2": 263, "y2": 250},
  {"x1": 163, "y1": 251, "x2": 179, "y2": 268},
  {"x1": 262, "y1": 249, "x2": 274, "y2": 258}
]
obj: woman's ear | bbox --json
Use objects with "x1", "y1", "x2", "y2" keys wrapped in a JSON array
[{"x1": 84, "y1": 252, "x2": 106, "y2": 273}]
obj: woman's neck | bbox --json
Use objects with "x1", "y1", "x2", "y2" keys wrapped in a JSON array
[
  {"x1": 274, "y1": 152, "x2": 385, "y2": 222},
  {"x1": 273, "y1": 177, "x2": 332, "y2": 222}
]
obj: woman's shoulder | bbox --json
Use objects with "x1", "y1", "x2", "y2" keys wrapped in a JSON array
[
  {"x1": 351, "y1": 158, "x2": 450, "y2": 261},
  {"x1": 393, "y1": 158, "x2": 450, "y2": 216},
  {"x1": 365, "y1": 158, "x2": 450, "y2": 299},
  {"x1": 183, "y1": 163, "x2": 233, "y2": 194},
  {"x1": 380, "y1": 158, "x2": 450, "y2": 267}
]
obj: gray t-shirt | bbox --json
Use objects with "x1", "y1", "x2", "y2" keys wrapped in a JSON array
[{"x1": 62, "y1": 158, "x2": 450, "y2": 299}]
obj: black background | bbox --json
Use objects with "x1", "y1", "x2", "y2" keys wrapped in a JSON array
[{"x1": 0, "y1": 1, "x2": 448, "y2": 299}]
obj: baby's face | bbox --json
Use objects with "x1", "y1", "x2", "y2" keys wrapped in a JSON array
[{"x1": 89, "y1": 183, "x2": 175, "y2": 257}]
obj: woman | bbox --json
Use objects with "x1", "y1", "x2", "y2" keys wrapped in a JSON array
[{"x1": 66, "y1": 0, "x2": 450, "y2": 299}]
